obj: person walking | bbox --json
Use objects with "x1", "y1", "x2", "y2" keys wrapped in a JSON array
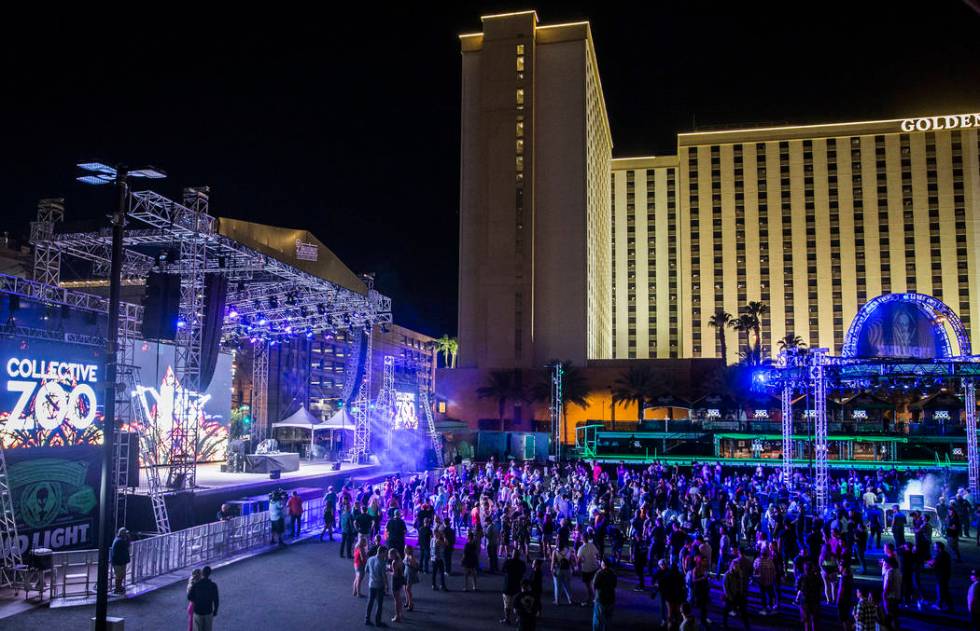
[
  {"x1": 501, "y1": 548, "x2": 527, "y2": 625},
  {"x1": 514, "y1": 580, "x2": 539, "y2": 631},
  {"x1": 187, "y1": 566, "x2": 219, "y2": 631},
  {"x1": 753, "y1": 547, "x2": 777, "y2": 614},
  {"x1": 462, "y1": 530, "x2": 480, "y2": 591},
  {"x1": 365, "y1": 545, "x2": 388, "y2": 627},
  {"x1": 444, "y1": 520, "x2": 457, "y2": 576},
  {"x1": 551, "y1": 541, "x2": 575, "y2": 606},
  {"x1": 386, "y1": 509, "x2": 407, "y2": 555},
  {"x1": 110, "y1": 527, "x2": 130, "y2": 595},
  {"x1": 485, "y1": 517, "x2": 500, "y2": 574},
  {"x1": 592, "y1": 557, "x2": 617, "y2": 631},
  {"x1": 287, "y1": 491, "x2": 304, "y2": 539}
]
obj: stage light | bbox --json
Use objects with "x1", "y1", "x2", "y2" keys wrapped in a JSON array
[
  {"x1": 228, "y1": 307, "x2": 239, "y2": 319},
  {"x1": 176, "y1": 317, "x2": 187, "y2": 329},
  {"x1": 257, "y1": 313, "x2": 268, "y2": 326},
  {"x1": 285, "y1": 326, "x2": 293, "y2": 334}
]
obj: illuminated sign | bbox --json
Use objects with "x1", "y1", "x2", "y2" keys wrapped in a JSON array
[
  {"x1": 295, "y1": 240, "x2": 319, "y2": 262},
  {"x1": 705, "y1": 409, "x2": 721, "y2": 419},
  {"x1": 933, "y1": 410, "x2": 951, "y2": 421},
  {"x1": 900, "y1": 114, "x2": 979, "y2": 133},
  {"x1": 1, "y1": 341, "x2": 104, "y2": 448},
  {"x1": 853, "y1": 409, "x2": 868, "y2": 420},
  {"x1": 394, "y1": 391, "x2": 419, "y2": 430},
  {"x1": 753, "y1": 409, "x2": 769, "y2": 419}
]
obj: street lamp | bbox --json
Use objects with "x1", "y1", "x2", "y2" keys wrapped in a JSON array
[{"x1": 77, "y1": 161, "x2": 166, "y2": 631}]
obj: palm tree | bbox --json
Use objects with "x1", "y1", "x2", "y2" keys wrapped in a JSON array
[
  {"x1": 707, "y1": 310, "x2": 733, "y2": 364},
  {"x1": 433, "y1": 335, "x2": 452, "y2": 368},
  {"x1": 742, "y1": 301, "x2": 769, "y2": 361},
  {"x1": 776, "y1": 333, "x2": 807, "y2": 353},
  {"x1": 729, "y1": 314, "x2": 756, "y2": 364},
  {"x1": 447, "y1": 338, "x2": 459, "y2": 368},
  {"x1": 611, "y1": 365, "x2": 654, "y2": 421},
  {"x1": 477, "y1": 370, "x2": 523, "y2": 431}
]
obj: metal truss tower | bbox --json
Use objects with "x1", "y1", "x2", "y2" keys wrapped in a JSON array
[
  {"x1": 375, "y1": 355, "x2": 396, "y2": 451},
  {"x1": 550, "y1": 362, "x2": 564, "y2": 461},
  {"x1": 809, "y1": 349, "x2": 829, "y2": 513},
  {"x1": 252, "y1": 341, "x2": 269, "y2": 442},
  {"x1": 351, "y1": 329, "x2": 373, "y2": 463},
  {"x1": 30, "y1": 198, "x2": 64, "y2": 286},
  {"x1": 781, "y1": 378, "x2": 794, "y2": 485},
  {"x1": 0, "y1": 444, "x2": 22, "y2": 587},
  {"x1": 966, "y1": 380, "x2": 979, "y2": 500},
  {"x1": 418, "y1": 373, "x2": 443, "y2": 468}
]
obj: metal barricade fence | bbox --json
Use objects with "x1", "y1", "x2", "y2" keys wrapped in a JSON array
[{"x1": 47, "y1": 494, "x2": 327, "y2": 601}]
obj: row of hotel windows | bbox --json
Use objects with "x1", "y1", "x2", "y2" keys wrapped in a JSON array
[{"x1": 613, "y1": 132, "x2": 972, "y2": 357}]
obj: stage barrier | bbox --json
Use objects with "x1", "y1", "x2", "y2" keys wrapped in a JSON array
[{"x1": 46, "y1": 496, "x2": 326, "y2": 602}]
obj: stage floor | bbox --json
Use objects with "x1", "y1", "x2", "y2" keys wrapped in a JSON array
[{"x1": 134, "y1": 460, "x2": 380, "y2": 496}]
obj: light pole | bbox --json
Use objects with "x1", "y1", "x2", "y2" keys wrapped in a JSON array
[{"x1": 77, "y1": 161, "x2": 166, "y2": 631}]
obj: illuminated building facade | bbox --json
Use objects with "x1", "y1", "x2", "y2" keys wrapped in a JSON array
[
  {"x1": 458, "y1": 10, "x2": 612, "y2": 371},
  {"x1": 612, "y1": 115, "x2": 980, "y2": 360}
]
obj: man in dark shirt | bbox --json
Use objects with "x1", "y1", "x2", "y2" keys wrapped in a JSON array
[
  {"x1": 592, "y1": 557, "x2": 617, "y2": 631},
  {"x1": 354, "y1": 506, "x2": 374, "y2": 539},
  {"x1": 514, "y1": 580, "x2": 538, "y2": 631},
  {"x1": 927, "y1": 541, "x2": 953, "y2": 611},
  {"x1": 501, "y1": 549, "x2": 527, "y2": 624},
  {"x1": 385, "y1": 509, "x2": 407, "y2": 554},
  {"x1": 418, "y1": 518, "x2": 433, "y2": 574},
  {"x1": 188, "y1": 566, "x2": 219, "y2": 631}
]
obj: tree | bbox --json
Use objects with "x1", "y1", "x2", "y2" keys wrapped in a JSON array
[
  {"x1": 729, "y1": 314, "x2": 756, "y2": 364},
  {"x1": 433, "y1": 335, "x2": 453, "y2": 368},
  {"x1": 447, "y1": 338, "x2": 459, "y2": 368},
  {"x1": 707, "y1": 310, "x2": 733, "y2": 364},
  {"x1": 477, "y1": 370, "x2": 523, "y2": 431},
  {"x1": 611, "y1": 365, "x2": 654, "y2": 421},
  {"x1": 742, "y1": 301, "x2": 769, "y2": 362},
  {"x1": 776, "y1": 333, "x2": 807, "y2": 353}
]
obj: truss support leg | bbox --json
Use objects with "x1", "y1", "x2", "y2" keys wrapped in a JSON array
[
  {"x1": 811, "y1": 351, "x2": 828, "y2": 514},
  {"x1": 966, "y1": 380, "x2": 978, "y2": 501},
  {"x1": 781, "y1": 381, "x2": 793, "y2": 486},
  {"x1": 352, "y1": 329, "x2": 373, "y2": 464},
  {"x1": 252, "y1": 341, "x2": 269, "y2": 443}
]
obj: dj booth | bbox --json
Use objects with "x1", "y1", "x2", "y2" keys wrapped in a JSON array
[{"x1": 245, "y1": 452, "x2": 300, "y2": 473}]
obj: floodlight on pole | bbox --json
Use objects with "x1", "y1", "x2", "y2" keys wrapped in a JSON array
[{"x1": 77, "y1": 160, "x2": 166, "y2": 631}]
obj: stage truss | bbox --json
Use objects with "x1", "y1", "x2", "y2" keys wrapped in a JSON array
[
  {"x1": 27, "y1": 187, "x2": 392, "y2": 494},
  {"x1": 376, "y1": 355, "x2": 396, "y2": 452},
  {"x1": 762, "y1": 351, "x2": 980, "y2": 509}
]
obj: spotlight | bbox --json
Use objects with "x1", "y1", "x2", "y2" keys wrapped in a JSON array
[
  {"x1": 176, "y1": 317, "x2": 187, "y2": 329},
  {"x1": 228, "y1": 306, "x2": 239, "y2": 319},
  {"x1": 257, "y1": 313, "x2": 268, "y2": 326}
]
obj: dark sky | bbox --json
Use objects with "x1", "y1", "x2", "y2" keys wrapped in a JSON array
[{"x1": 2, "y1": 2, "x2": 979, "y2": 338}]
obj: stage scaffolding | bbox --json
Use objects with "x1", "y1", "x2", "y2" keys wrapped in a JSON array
[{"x1": 25, "y1": 186, "x2": 391, "y2": 502}]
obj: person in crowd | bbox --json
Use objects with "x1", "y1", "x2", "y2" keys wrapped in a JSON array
[
  {"x1": 186, "y1": 568, "x2": 202, "y2": 631},
  {"x1": 187, "y1": 566, "x2": 219, "y2": 631},
  {"x1": 514, "y1": 580, "x2": 539, "y2": 631},
  {"x1": 578, "y1": 532, "x2": 601, "y2": 605},
  {"x1": 364, "y1": 545, "x2": 388, "y2": 627},
  {"x1": 882, "y1": 556, "x2": 902, "y2": 631},
  {"x1": 353, "y1": 535, "x2": 369, "y2": 597},
  {"x1": 836, "y1": 562, "x2": 855, "y2": 631},
  {"x1": 110, "y1": 527, "x2": 130, "y2": 595},
  {"x1": 418, "y1": 518, "x2": 433, "y2": 574},
  {"x1": 679, "y1": 601, "x2": 697, "y2": 631},
  {"x1": 796, "y1": 560, "x2": 822, "y2": 631},
  {"x1": 385, "y1": 509, "x2": 407, "y2": 555},
  {"x1": 501, "y1": 548, "x2": 527, "y2": 625},
  {"x1": 320, "y1": 485, "x2": 337, "y2": 542},
  {"x1": 551, "y1": 540, "x2": 575, "y2": 606},
  {"x1": 443, "y1": 519, "x2": 457, "y2": 576},
  {"x1": 968, "y1": 569, "x2": 980, "y2": 629},
  {"x1": 722, "y1": 558, "x2": 749, "y2": 630},
  {"x1": 529, "y1": 558, "x2": 544, "y2": 618},
  {"x1": 216, "y1": 504, "x2": 234, "y2": 521},
  {"x1": 286, "y1": 490, "x2": 303, "y2": 539},
  {"x1": 431, "y1": 530, "x2": 449, "y2": 591},
  {"x1": 402, "y1": 545, "x2": 419, "y2": 611},
  {"x1": 269, "y1": 490, "x2": 286, "y2": 545},
  {"x1": 388, "y1": 548, "x2": 405, "y2": 624},
  {"x1": 462, "y1": 530, "x2": 480, "y2": 591},
  {"x1": 592, "y1": 557, "x2": 617, "y2": 631},
  {"x1": 340, "y1": 500, "x2": 356, "y2": 558},
  {"x1": 853, "y1": 586, "x2": 879, "y2": 631},
  {"x1": 926, "y1": 540, "x2": 953, "y2": 611}
]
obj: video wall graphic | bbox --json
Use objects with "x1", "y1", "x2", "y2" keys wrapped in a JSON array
[
  {"x1": 129, "y1": 341, "x2": 233, "y2": 464},
  {"x1": 0, "y1": 339, "x2": 105, "y2": 449}
]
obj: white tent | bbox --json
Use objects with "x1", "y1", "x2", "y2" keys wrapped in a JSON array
[{"x1": 271, "y1": 406, "x2": 348, "y2": 458}]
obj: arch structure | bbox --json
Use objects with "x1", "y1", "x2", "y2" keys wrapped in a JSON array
[{"x1": 842, "y1": 292, "x2": 971, "y2": 359}]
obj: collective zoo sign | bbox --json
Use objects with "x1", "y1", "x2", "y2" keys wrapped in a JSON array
[{"x1": 4, "y1": 357, "x2": 99, "y2": 431}]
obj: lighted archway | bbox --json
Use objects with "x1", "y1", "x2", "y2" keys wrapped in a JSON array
[{"x1": 842, "y1": 293, "x2": 971, "y2": 359}]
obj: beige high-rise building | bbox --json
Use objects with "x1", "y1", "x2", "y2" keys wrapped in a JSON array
[
  {"x1": 611, "y1": 115, "x2": 980, "y2": 360},
  {"x1": 457, "y1": 10, "x2": 612, "y2": 370}
]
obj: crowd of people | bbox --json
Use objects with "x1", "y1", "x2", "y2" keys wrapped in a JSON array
[{"x1": 297, "y1": 459, "x2": 980, "y2": 630}]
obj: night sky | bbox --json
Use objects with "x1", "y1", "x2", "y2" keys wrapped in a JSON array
[{"x1": 2, "y1": 3, "x2": 978, "y2": 338}]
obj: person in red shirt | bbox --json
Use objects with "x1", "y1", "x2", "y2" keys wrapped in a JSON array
[{"x1": 287, "y1": 491, "x2": 304, "y2": 538}]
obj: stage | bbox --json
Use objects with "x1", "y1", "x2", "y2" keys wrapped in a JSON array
[{"x1": 124, "y1": 460, "x2": 390, "y2": 532}]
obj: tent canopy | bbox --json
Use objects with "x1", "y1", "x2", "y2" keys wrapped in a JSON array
[{"x1": 272, "y1": 405, "x2": 335, "y2": 431}]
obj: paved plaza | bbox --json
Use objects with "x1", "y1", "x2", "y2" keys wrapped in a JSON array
[{"x1": 4, "y1": 527, "x2": 979, "y2": 630}]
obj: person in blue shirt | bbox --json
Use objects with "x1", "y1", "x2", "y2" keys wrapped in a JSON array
[{"x1": 365, "y1": 545, "x2": 388, "y2": 626}]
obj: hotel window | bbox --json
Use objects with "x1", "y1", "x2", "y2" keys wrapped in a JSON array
[
  {"x1": 516, "y1": 139, "x2": 524, "y2": 155},
  {"x1": 953, "y1": 131, "x2": 970, "y2": 329},
  {"x1": 516, "y1": 119, "x2": 524, "y2": 138},
  {"x1": 516, "y1": 155, "x2": 524, "y2": 172},
  {"x1": 515, "y1": 88, "x2": 524, "y2": 107},
  {"x1": 874, "y1": 135, "x2": 890, "y2": 293}
]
